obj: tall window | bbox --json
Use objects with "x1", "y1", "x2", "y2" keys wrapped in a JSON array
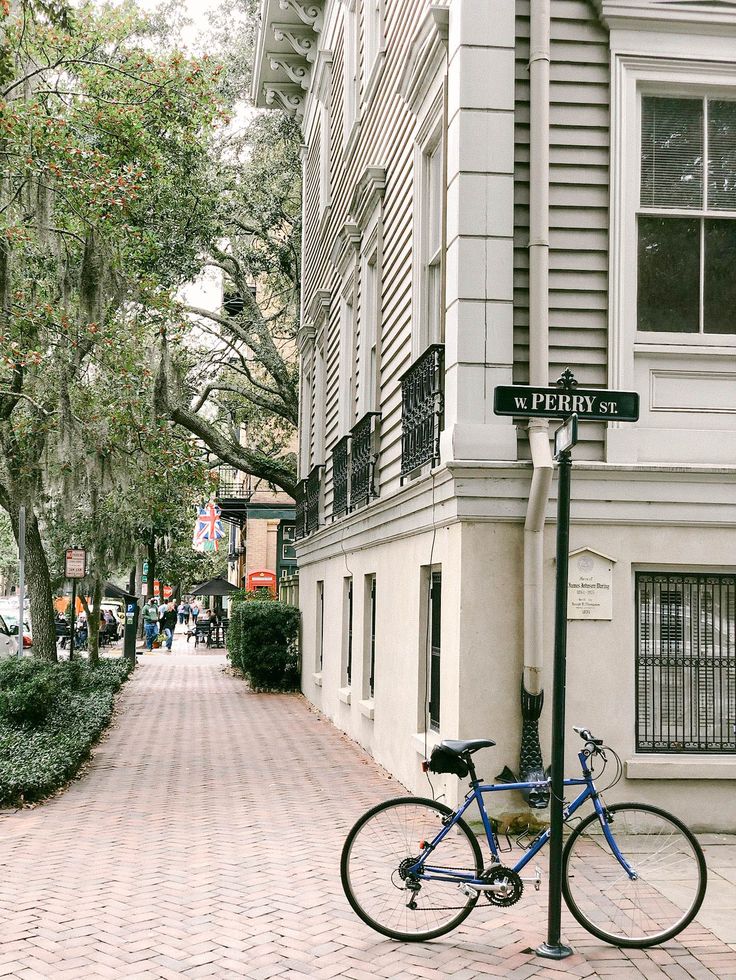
[
  {"x1": 424, "y1": 140, "x2": 444, "y2": 345},
  {"x1": 428, "y1": 571, "x2": 442, "y2": 731},
  {"x1": 316, "y1": 580, "x2": 325, "y2": 672},
  {"x1": 364, "y1": 0, "x2": 383, "y2": 88},
  {"x1": 343, "y1": 576, "x2": 353, "y2": 686},
  {"x1": 413, "y1": 113, "x2": 445, "y2": 355},
  {"x1": 343, "y1": 0, "x2": 359, "y2": 142},
  {"x1": 314, "y1": 341, "x2": 326, "y2": 464},
  {"x1": 364, "y1": 574, "x2": 376, "y2": 699},
  {"x1": 318, "y1": 76, "x2": 331, "y2": 215},
  {"x1": 638, "y1": 96, "x2": 736, "y2": 335},
  {"x1": 636, "y1": 572, "x2": 735, "y2": 753},
  {"x1": 360, "y1": 248, "x2": 380, "y2": 414},
  {"x1": 339, "y1": 280, "x2": 356, "y2": 433}
]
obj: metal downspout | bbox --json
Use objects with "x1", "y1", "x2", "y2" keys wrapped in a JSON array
[{"x1": 520, "y1": 0, "x2": 553, "y2": 807}]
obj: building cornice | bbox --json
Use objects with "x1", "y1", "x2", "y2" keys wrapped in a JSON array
[
  {"x1": 295, "y1": 460, "x2": 736, "y2": 566},
  {"x1": 251, "y1": 0, "x2": 326, "y2": 111},
  {"x1": 594, "y1": 0, "x2": 736, "y2": 34}
]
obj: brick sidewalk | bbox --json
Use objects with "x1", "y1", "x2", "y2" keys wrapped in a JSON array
[{"x1": 0, "y1": 658, "x2": 734, "y2": 979}]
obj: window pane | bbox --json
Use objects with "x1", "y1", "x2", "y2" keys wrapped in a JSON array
[
  {"x1": 427, "y1": 143, "x2": 442, "y2": 255},
  {"x1": 704, "y1": 218, "x2": 736, "y2": 334},
  {"x1": 637, "y1": 216, "x2": 700, "y2": 332},
  {"x1": 641, "y1": 97, "x2": 703, "y2": 209},
  {"x1": 708, "y1": 100, "x2": 736, "y2": 210}
]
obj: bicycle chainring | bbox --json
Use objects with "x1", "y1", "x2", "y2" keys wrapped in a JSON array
[{"x1": 483, "y1": 867, "x2": 524, "y2": 907}]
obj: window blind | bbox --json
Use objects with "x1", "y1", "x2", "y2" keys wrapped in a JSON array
[
  {"x1": 641, "y1": 96, "x2": 703, "y2": 209},
  {"x1": 708, "y1": 99, "x2": 736, "y2": 210}
]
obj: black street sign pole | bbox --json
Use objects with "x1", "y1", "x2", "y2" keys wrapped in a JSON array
[{"x1": 536, "y1": 432, "x2": 574, "y2": 960}]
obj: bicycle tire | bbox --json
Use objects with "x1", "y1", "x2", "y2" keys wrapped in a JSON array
[
  {"x1": 341, "y1": 796, "x2": 483, "y2": 942},
  {"x1": 562, "y1": 802, "x2": 707, "y2": 947}
]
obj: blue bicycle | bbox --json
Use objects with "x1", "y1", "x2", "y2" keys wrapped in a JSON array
[{"x1": 341, "y1": 726, "x2": 707, "y2": 947}]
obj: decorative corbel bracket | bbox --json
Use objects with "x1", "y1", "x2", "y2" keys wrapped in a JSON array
[
  {"x1": 279, "y1": 0, "x2": 324, "y2": 33},
  {"x1": 264, "y1": 82, "x2": 305, "y2": 117},
  {"x1": 269, "y1": 54, "x2": 312, "y2": 89},
  {"x1": 272, "y1": 23, "x2": 319, "y2": 62}
]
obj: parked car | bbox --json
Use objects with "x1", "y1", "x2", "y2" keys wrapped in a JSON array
[
  {"x1": 0, "y1": 613, "x2": 17, "y2": 658},
  {"x1": 0, "y1": 610, "x2": 32, "y2": 648}
]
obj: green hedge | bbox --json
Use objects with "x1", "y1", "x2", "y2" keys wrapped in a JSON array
[
  {"x1": 227, "y1": 600, "x2": 300, "y2": 692},
  {"x1": 0, "y1": 657, "x2": 133, "y2": 807}
]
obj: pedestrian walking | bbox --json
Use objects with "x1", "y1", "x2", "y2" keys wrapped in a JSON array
[
  {"x1": 141, "y1": 598, "x2": 159, "y2": 651},
  {"x1": 161, "y1": 600, "x2": 178, "y2": 652},
  {"x1": 177, "y1": 601, "x2": 187, "y2": 626},
  {"x1": 190, "y1": 600, "x2": 200, "y2": 625},
  {"x1": 182, "y1": 599, "x2": 191, "y2": 624}
]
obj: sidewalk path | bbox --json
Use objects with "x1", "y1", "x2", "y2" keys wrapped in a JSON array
[{"x1": 0, "y1": 648, "x2": 734, "y2": 979}]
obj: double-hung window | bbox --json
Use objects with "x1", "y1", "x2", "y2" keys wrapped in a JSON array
[{"x1": 638, "y1": 95, "x2": 736, "y2": 336}]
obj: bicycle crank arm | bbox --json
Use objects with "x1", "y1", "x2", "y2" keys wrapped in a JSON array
[{"x1": 460, "y1": 883, "x2": 508, "y2": 895}]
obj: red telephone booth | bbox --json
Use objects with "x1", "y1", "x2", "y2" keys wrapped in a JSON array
[{"x1": 247, "y1": 570, "x2": 277, "y2": 595}]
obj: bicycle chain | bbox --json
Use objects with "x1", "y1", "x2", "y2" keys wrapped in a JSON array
[{"x1": 402, "y1": 867, "x2": 492, "y2": 913}]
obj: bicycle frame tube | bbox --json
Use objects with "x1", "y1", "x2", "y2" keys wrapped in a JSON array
[{"x1": 414, "y1": 750, "x2": 635, "y2": 883}]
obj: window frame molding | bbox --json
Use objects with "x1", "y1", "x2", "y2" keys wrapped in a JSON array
[
  {"x1": 332, "y1": 221, "x2": 361, "y2": 435},
  {"x1": 610, "y1": 54, "x2": 736, "y2": 402},
  {"x1": 341, "y1": 0, "x2": 360, "y2": 154},
  {"x1": 313, "y1": 51, "x2": 333, "y2": 224},
  {"x1": 411, "y1": 88, "x2": 447, "y2": 358},
  {"x1": 362, "y1": 0, "x2": 386, "y2": 110}
]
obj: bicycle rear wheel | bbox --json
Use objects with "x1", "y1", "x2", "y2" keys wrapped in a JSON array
[
  {"x1": 340, "y1": 797, "x2": 483, "y2": 941},
  {"x1": 562, "y1": 802, "x2": 707, "y2": 947}
]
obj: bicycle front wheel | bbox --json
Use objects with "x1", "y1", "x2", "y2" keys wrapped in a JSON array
[
  {"x1": 563, "y1": 802, "x2": 707, "y2": 947},
  {"x1": 340, "y1": 797, "x2": 483, "y2": 941}
]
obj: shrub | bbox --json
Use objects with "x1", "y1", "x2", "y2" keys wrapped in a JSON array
[
  {"x1": 0, "y1": 658, "x2": 61, "y2": 726},
  {"x1": 0, "y1": 657, "x2": 133, "y2": 806},
  {"x1": 227, "y1": 600, "x2": 300, "y2": 691}
]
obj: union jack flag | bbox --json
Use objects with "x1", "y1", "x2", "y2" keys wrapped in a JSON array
[{"x1": 192, "y1": 502, "x2": 224, "y2": 552}]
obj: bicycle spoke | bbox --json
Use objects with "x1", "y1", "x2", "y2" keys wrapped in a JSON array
[
  {"x1": 563, "y1": 804, "x2": 706, "y2": 947},
  {"x1": 341, "y1": 798, "x2": 482, "y2": 941}
]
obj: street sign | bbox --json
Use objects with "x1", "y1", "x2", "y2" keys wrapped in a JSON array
[
  {"x1": 494, "y1": 384, "x2": 639, "y2": 422},
  {"x1": 554, "y1": 415, "x2": 578, "y2": 459},
  {"x1": 65, "y1": 548, "x2": 87, "y2": 579}
]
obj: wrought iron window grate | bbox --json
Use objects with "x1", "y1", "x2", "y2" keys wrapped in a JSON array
[
  {"x1": 350, "y1": 413, "x2": 380, "y2": 510},
  {"x1": 400, "y1": 344, "x2": 444, "y2": 477},
  {"x1": 636, "y1": 572, "x2": 735, "y2": 753},
  {"x1": 305, "y1": 465, "x2": 323, "y2": 535},
  {"x1": 294, "y1": 479, "x2": 308, "y2": 540},
  {"x1": 332, "y1": 435, "x2": 351, "y2": 520}
]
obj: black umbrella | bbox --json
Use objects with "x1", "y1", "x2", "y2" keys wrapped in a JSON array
[
  {"x1": 191, "y1": 576, "x2": 240, "y2": 597},
  {"x1": 104, "y1": 582, "x2": 136, "y2": 599}
]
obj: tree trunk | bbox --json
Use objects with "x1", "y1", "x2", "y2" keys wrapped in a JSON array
[
  {"x1": 86, "y1": 574, "x2": 103, "y2": 667},
  {"x1": 8, "y1": 502, "x2": 57, "y2": 662}
]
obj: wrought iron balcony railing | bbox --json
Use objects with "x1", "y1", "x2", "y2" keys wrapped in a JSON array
[
  {"x1": 400, "y1": 344, "x2": 444, "y2": 477},
  {"x1": 294, "y1": 479, "x2": 308, "y2": 540},
  {"x1": 215, "y1": 465, "x2": 245, "y2": 499},
  {"x1": 305, "y1": 464, "x2": 323, "y2": 535},
  {"x1": 350, "y1": 413, "x2": 380, "y2": 510},
  {"x1": 331, "y1": 435, "x2": 351, "y2": 520}
]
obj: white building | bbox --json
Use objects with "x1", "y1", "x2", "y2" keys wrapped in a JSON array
[{"x1": 253, "y1": 0, "x2": 736, "y2": 831}]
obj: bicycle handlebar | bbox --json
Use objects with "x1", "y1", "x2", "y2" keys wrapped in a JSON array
[{"x1": 573, "y1": 725, "x2": 604, "y2": 747}]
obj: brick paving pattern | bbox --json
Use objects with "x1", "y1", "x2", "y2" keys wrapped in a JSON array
[{"x1": 0, "y1": 653, "x2": 734, "y2": 979}]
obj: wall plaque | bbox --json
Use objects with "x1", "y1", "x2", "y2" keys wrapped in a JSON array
[{"x1": 567, "y1": 548, "x2": 615, "y2": 621}]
